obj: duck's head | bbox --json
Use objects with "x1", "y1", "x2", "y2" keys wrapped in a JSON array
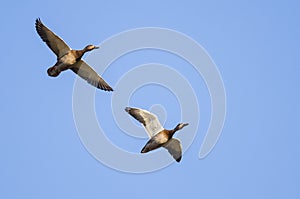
[
  {"x1": 174, "y1": 123, "x2": 189, "y2": 131},
  {"x1": 84, "y1": 45, "x2": 99, "y2": 52}
]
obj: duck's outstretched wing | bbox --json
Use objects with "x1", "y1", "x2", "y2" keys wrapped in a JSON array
[
  {"x1": 163, "y1": 138, "x2": 182, "y2": 162},
  {"x1": 125, "y1": 107, "x2": 164, "y2": 137},
  {"x1": 70, "y1": 60, "x2": 113, "y2": 91},
  {"x1": 35, "y1": 18, "x2": 71, "y2": 58}
]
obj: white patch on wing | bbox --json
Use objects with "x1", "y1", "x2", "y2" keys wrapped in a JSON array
[
  {"x1": 136, "y1": 109, "x2": 164, "y2": 137},
  {"x1": 125, "y1": 107, "x2": 164, "y2": 137}
]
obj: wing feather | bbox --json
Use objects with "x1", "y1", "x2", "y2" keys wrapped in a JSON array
[
  {"x1": 125, "y1": 107, "x2": 164, "y2": 137},
  {"x1": 163, "y1": 138, "x2": 182, "y2": 162},
  {"x1": 70, "y1": 60, "x2": 113, "y2": 91},
  {"x1": 35, "y1": 18, "x2": 71, "y2": 58}
]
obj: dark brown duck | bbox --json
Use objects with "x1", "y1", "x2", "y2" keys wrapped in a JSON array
[{"x1": 35, "y1": 18, "x2": 113, "y2": 91}]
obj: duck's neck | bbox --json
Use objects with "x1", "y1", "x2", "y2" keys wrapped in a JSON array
[
  {"x1": 168, "y1": 126, "x2": 179, "y2": 137},
  {"x1": 173, "y1": 124, "x2": 182, "y2": 132},
  {"x1": 74, "y1": 49, "x2": 86, "y2": 60}
]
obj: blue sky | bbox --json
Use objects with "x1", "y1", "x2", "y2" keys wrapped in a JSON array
[{"x1": 1, "y1": 0, "x2": 300, "y2": 198}]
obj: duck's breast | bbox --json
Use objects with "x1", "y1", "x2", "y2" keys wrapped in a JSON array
[
  {"x1": 142, "y1": 133, "x2": 168, "y2": 153},
  {"x1": 153, "y1": 131, "x2": 169, "y2": 144},
  {"x1": 60, "y1": 51, "x2": 77, "y2": 64},
  {"x1": 56, "y1": 51, "x2": 77, "y2": 70}
]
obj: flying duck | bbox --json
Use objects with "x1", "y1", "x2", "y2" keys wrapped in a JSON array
[
  {"x1": 35, "y1": 18, "x2": 113, "y2": 91},
  {"x1": 125, "y1": 107, "x2": 189, "y2": 162}
]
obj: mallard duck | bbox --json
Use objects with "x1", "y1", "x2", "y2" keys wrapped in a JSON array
[
  {"x1": 125, "y1": 107, "x2": 189, "y2": 162},
  {"x1": 35, "y1": 18, "x2": 113, "y2": 91}
]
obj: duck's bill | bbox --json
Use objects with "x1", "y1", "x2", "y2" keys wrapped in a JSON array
[{"x1": 183, "y1": 123, "x2": 189, "y2": 127}]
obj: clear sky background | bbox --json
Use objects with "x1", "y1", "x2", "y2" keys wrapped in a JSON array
[{"x1": 1, "y1": 0, "x2": 300, "y2": 198}]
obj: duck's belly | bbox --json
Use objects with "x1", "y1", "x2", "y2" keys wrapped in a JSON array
[
  {"x1": 57, "y1": 52, "x2": 77, "y2": 71},
  {"x1": 153, "y1": 133, "x2": 169, "y2": 144}
]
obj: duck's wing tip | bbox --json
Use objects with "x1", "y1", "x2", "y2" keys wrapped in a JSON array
[
  {"x1": 175, "y1": 156, "x2": 182, "y2": 162},
  {"x1": 97, "y1": 81, "x2": 114, "y2": 91},
  {"x1": 125, "y1": 107, "x2": 164, "y2": 137},
  {"x1": 71, "y1": 60, "x2": 113, "y2": 92},
  {"x1": 125, "y1": 107, "x2": 131, "y2": 113},
  {"x1": 35, "y1": 17, "x2": 41, "y2": 23},
  {"x1": 124, "y1": 107, "x2": 147, "y2": 126},
  {"x1": 35, "y1": 18, "x2": 71, "y2": 57}
]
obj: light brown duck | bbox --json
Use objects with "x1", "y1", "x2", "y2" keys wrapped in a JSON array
[
  {"x1": 125, "y1": 107, "x2": 189, "y2": 162},
  {"x1": 35, "y1": 18, "x2": 113, "y2": 91}
]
